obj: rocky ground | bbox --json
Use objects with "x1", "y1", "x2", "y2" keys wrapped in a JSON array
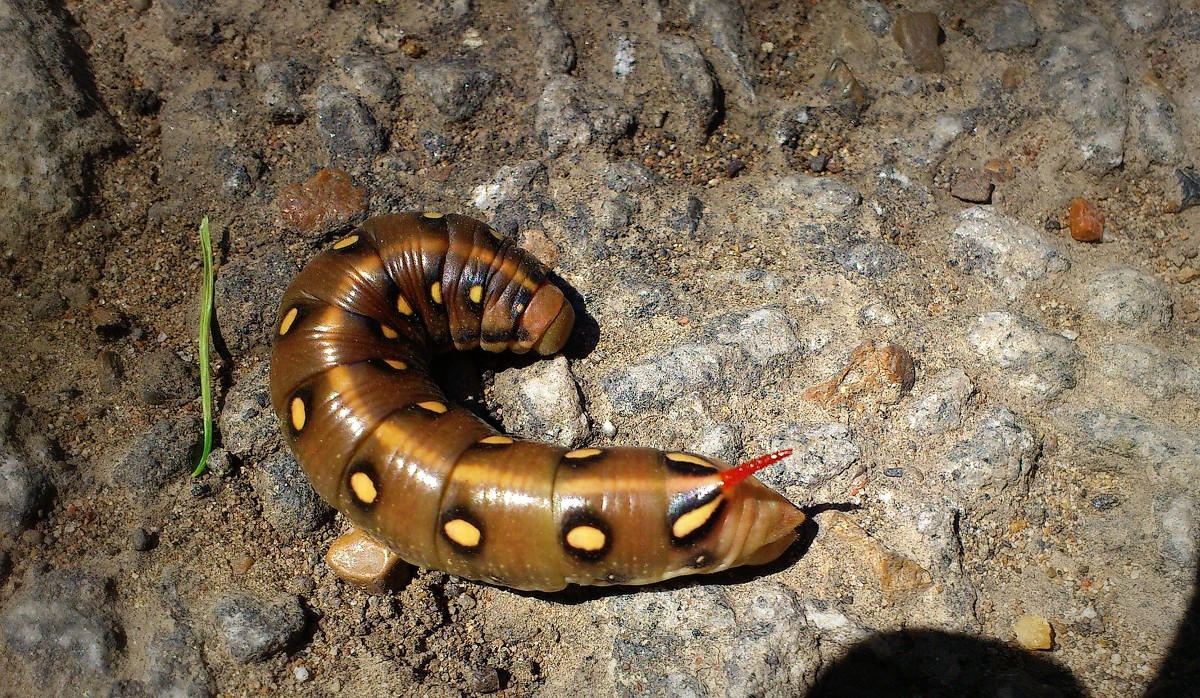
[{"x1": 0, "y1": 0, "x2": 1198, "y2": 696}]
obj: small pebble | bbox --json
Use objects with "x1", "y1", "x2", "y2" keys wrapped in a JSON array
[
  {"x1": 950, "y1": 170, "x2": 994, "y2": 203},
  {"x1": 893, "y1": 12, "x2": 945, "y2": 73},
  {"x1": 129, "y1": 527, "x2": 155, "y2": 551},
  {"x1": 1177, "y1": 266, "x2": 1198, "y2": 284},
  {"x1": 1068, "y1": 197, "x2": 1104, "y2": 242},
  {"x1": 1013, "y1": 614, "x2": 1054, "y2": 650},
  {"x1": 294, "y1": 665, "x2": 310, "y2": 682},
  {"x1": 883, "y1": 467, "x2": 904, "y2": 478},
  {"x1": 1091, "y1": 494, "x2": 1120, "y2": 511}
]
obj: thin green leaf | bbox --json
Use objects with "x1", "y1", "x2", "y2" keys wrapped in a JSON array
[{"x1": 191, "y1": 217, "x2": 215, "y2": 477}]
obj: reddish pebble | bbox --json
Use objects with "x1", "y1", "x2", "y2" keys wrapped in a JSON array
[
  {"x1": 1068, "y1": 197, "x2": 1104, "y2": 242},
  {"x1": 277, "y1": 169, "x2": 368, "y2": 236}
]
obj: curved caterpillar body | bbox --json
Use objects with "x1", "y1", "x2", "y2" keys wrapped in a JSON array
[{"x1": 269, "y1": 212, "x2": 806, "y2": 592}]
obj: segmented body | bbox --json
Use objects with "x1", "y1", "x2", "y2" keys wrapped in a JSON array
[{"x1": 269, "y1": 212, "x2": 805, "y2": 592}]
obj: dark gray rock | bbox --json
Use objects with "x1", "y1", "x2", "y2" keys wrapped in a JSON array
[
  {"x1": 527, "y1": 0, "x2": 576, "y2": 76},
  {"x1": 412, "y1": 59, "x2": 497, "y2": 122},
  {"x1": 948, "y1": 207, "x2": 1069, "y2": 300},
  {"x1": 1119, "y1": 0, "x2": 1169, "y2": 32},
  {"x1": 212, "y1": 592, "x2": 306, "y2": 662},
  {"x1": 1132, "y1": 84, "x2": 1187, "y2": 167},
  {"x1": 1093, "y1": 342, "x2": 1200, "y2": 400},
  {"x1": 659, "y1": 35, "x2": 721, "y2": 142},
  {"x1": 1085, "y1": 267, "x2": 1172, "y2": 330},
  {"x1": 1155, "y1": 494, "x2": 1197, "y2": 570},
  {"x1": 494, "y1": 356, "x2": 588, "y2": 447},
  {"x1": 534, "y1": 76, "x2": 633, "y2": 156},
  {"x1": 0, "y1": 452, "x2": 46, "y2": 541},
  {"x1": 607, "y1": 583, "x2": 819, "y2": 696},
  {"x1": 981, "y1": 1, "x2": 1039, "y2": 52},
  {"x1": 471, "y1": 160, "x2": 548, "y2": 212},
  {"x1": 836, "y1": 242, "x2": 908, "y2": 277},
  {"x1": 1, "y1": 570, "x2": 118, "y2": 683},
  {"x1": 0, "y1": 0, "x2": 121, "y2": 256},
  {"x1": 1039, "y1": 19, "x2": 1128, "y2": 173},
  {"x1": 146, "y1": 627, "x2": 216, "y2": 698},
  {"x1": 859, "y1": 1, "x2": 891, "y2": 36},
  {"x1": 760, "y1": 422, "x2": 862, "y2": 492},
  {"x1": 315, "y1": 85, "x2": 384, "y2": 164},
  {"x1": 967, "y1": 311, "x2": 1078, "y2": 401},
  {"x1": 902, "y1": 369, "x2": 976, "y2": 436},
  {"x1": 218, "y1": 362, "x2": 280, "y2": 462},
  {"x1": 602, "y1": 160, "x2": 661, "y2": 194},
  {"x1": 602, "y1": 342, "x2": 745, "y2": 416},
  {"x1": 114, "y1": 414, "x2": 201, "y2": 498},
  {"x1": 137, "y1": 348, "x2": 198, "y2": 406},
  {"x1": 687, "y1": 0, "x2": 755, "y2": 106},
  {"x1": 943, "y1": 408, "x2": 1038, "y2": 493},
  {"x1": 255, "y1": 59, "x2": 311, "y2": 124},
  {"x1": 214, "y1": 244, "x2": 297, "y2": 359},
  {"x1": 336, "y1": 54, "x2": 399, "y2": 102},
  {"x1": 252, "y1": 451, "x2": 332, "y2": 539},
  {"x1": 712, "y1": 307, "x2": 801, "y2": 365}
]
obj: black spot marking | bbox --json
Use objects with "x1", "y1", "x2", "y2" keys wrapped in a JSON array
[
  {"x1": 440, "y1": 505, "x2": 484, "y2": 556},
  {"x1": 560, "y1": 509, "x2": 612, "y2": 562},
  {"x1": 347, "y1": 461, "x2": 381, "y2": 512},
  {"x1": 662, "y1": 452, "x2": 720, "y2": 477},
  {"x1": 667, "y1": 485, "x2": 726, "y2": 549}
]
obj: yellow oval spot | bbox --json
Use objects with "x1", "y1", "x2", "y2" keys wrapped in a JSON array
[
  {"x1": 396, "y1": 295, "x2": 413, "y2": 316},
  {"x1": 469, "y1": 284, "x2": 483, "y2": 304},
  {"x1": 666, "y1": 452, "x2": 716, "y2": 469},
  {"x1": 444, "y1": 518, "x2": 481, "y2": 548},
  {"x1": 418, "y1": 401, "x2": 447, "y2": 414},
  {"x1": 480, "y1": 435, "x2": 514, "y2": 445},
  {"x1": 489, "y1": 228, "x2": 504, "y2": 240},
  {"x1": 514, "y1": 303, "x2": 526, "y2": 313},
  {"x1": 332, "y1": 234, "x2": 359, "y2": 250},
  {"x1": 672, "y1": 496, "x2": 723, "y2": 540},
  {"x1": 565, "y1": 525, "x2": 607, "y2": 552},
  {"x1": 384, "y1": 359, "x2": 407, "y2": 370},
  {"x1": 289, "y1": 396, "x2": 307, "y2": 431},
  {"x1": 381, "y1": 324, "x2": 399, "y2": 339},
  {"x1": 278, "y1": 307, "x2": 299, "y2": 335},
  {"x1": 422, "y1": 211, "x2": 445, "y2": 219},
  {"x1": 564, "y1": 448, "x2": 602, "y2": 459},
  {"x1": 430, "y1": 282, "x2": 443, "y2": 304},
  {"x1": 349, "y1": 472, "x2": 378, "y2": 504}
]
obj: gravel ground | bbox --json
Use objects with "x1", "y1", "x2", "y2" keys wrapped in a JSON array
[{"x1": 0, "y1": 0, "x2": 1197, "y2": 696}]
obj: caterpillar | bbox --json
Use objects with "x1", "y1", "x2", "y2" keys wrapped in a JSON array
[{"x1": 269, "y1": 212, "x2": 806, "y2": 592}]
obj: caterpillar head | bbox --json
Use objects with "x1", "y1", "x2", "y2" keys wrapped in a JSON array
[{"x1": 516, "y1": 283, "x2": 575, "y2": 355}]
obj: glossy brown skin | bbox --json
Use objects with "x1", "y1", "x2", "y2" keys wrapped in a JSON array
[{"x1": 269, "y1": 212, "x2": 805, "y2": 592}]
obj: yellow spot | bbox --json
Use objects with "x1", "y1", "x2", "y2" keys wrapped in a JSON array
[
  {"x1": 418, "y1": 401, "x2": 447, "y2": 414},
  {"x1": 564, "y1": 448, "x2": 601, "y2": 459},
  {"x1": 666, "y1": 452, "x2": 716, "y2": 469},
  {"x1": 566, "y1": 525, "x2": 607, "y2": 552},
  {"x1": 332, "y1": 234, "x2": 359, "y2": 250},
  {"x1": 514, "y1": 303, "x2": 526, "y2": 313},
  {"x1": 422, "y1": 211, "x2": 445, "y2": 219},
  {"x1": 430, "y1": 282, "x2": 443, "y2": 304},
  {"x1": 480, "y1": 435, "x2": 514, "y2": 444},
  {"x1": 349, "y1": 472, "x2": 378, "y2": 504},
  {"x1": 444, "y1": 518, "x2": 481, "y2": 548},
  {"x1": 489, "y1": 228, "x2": 504, "y2": 240},
  {"x1": 384, "y1": 359, "x2": 407, "y2": 370},
  {"x1": 289, "y1": 397, "x2": 307, "y2": 431},
  {"x1": 672, "y1": 496, "x2": 723, "y2": 540},
  {"x1": 469, "y1": 284, "x2": 483, "y2": 304},
  {"x1": 381, "y1": 324, "x2": 399, "y2": 339},
  {"x1": 396, "y1": 295, "x2": 413, "y2": 315},
  {"x1": 279, "y1": 307, "x2": 299, "y2": 335}
]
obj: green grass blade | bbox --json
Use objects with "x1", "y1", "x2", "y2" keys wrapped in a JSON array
[{"x1": 191, "y1": 217, "x2": 215, "y2": 477}]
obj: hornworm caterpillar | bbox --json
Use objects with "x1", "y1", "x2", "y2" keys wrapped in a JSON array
[{"x1": 269, "y1": 212, "x2": 806, "y2": 592}]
